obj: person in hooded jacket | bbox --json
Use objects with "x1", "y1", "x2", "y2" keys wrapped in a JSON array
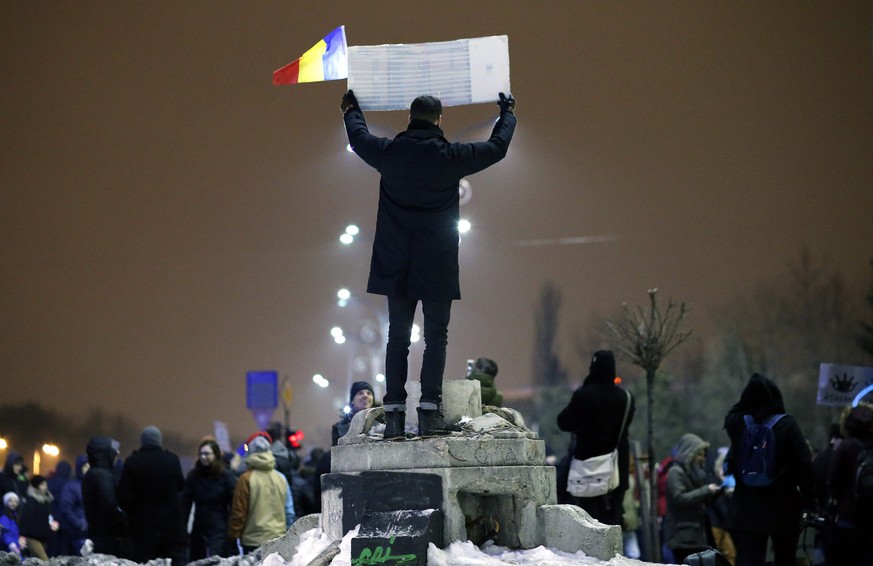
[
  {"x1": 228, "y1": 436, "x2": 295, "y2": 553},
  {"x1": 59, "y1": 455, "x2": 89, "y2": 555},
  {"x1": 0, "y1": 452, "x2": 29, "y2": 504},
  {"x1": 19, "y1": 475, "x2": 60, "y2": 559},
  {"x1": 664, "y1": 433, "x2": 722, "y2": 564},
  {"x1": 181, "y1": 439, "x2": 237, "y2": 560},
  {"x1": 557, "y1": 350, "x2": 636, "y2": 526},
  {"x1": 341, "y1": 89, "x2": 516, "y2": 439},
  {"x1": 82, "y1": 436, "x2": 129, "y2": 557},
  {"x1": 723, "y1": 373, "x2": 814, "y2": 566},
  {"x1": 45, "y1": 459, "x2": 71, "y2": 556},
  {"x1": 825, "y1": 401, "x2": 873, "y2": 566},
  {"x1": 117, "y1": 426, "x2": 187, "y2": 565}
]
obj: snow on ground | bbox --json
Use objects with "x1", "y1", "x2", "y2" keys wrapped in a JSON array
[{"x1": 261, "y1": 527, "x2": 665, "y2": 566}]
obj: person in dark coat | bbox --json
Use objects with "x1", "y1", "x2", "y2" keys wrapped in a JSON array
[
  {"x1": 82, "y1": 436, "x2": 129, "y2": 557},
  {"x1": 723, "y1": 373, "x2": 814, "y2": 566},
  {"x1": 331, "y1": 381, "x2": 376, "y2": 446},
  {"x1": 825, "y1": 402, "x2": 873, "y2": 566},
  {"x1": 181, "y1": 439, "x2": 236, "y2": 560},
  {"x1": 0, "y1": 452, "x2": 28, "y2": 503},
  {"x1": 45, "y1": 459, "x2": 71, "y2": 557},
  {"x1": 467, "y1": 357, "x2": 503, "y2": 407},
  {"x1": 117, "y1": 426, "x2": 187, "y2": 566},
  {"x1": 664, "y1": 433, "x2": 721, "y2": 563},
  {"x1": 341, "y1": 89, "x2": 517, "y2": 438},
  {"x1": 19, "y1": 475, "x2": 60, "y2": 560},
  {"x1": 59, "y1": 455, "x2": 89, "y2": 556},
  {"x1": 557, "y1": 350, "x2": 636, "y2": 526}
]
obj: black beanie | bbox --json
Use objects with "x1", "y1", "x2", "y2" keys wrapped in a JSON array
[
  {"x1": 589, "y1": 350, "x2": 616, "y2": 379},
  {"x1": 349, "y1": 381, "x2": 374, "y2": 403}
]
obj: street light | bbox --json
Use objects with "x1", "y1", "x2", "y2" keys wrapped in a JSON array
[
  {"x1": 42, "y1": 443, "x2": 60, "y2": 457},
  {"x1": 330, "y1": 326, "x2": 346, "y2": 344},
  {"x1": 312, "y1": 374, "x2": 330, "y2": 388},
  {"x1": 0, "y1": 438, "x2": 7, "y2": 450}
]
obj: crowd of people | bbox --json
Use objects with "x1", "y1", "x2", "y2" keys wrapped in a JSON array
[
  {"x1": 556, "y1": 352, "x2": 873, "y2": 566},
  {"x1": 1, "y1": 354, "x2": 871, "y2": 566},
  {"x1": 0, "y1": 421, "x2": 323, "y2": 565}
]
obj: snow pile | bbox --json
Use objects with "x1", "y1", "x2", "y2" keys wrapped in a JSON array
[{"x1": 260, "y1": 527, "x2": 649, "y2": 566}]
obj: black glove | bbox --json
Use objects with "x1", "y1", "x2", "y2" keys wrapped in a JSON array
[
  {"x1": 341, "y1": 90, "x2": 359, "y2": 114},
  {"x1": 497, "y1": 92, "x2": 516, "y2": 115}
]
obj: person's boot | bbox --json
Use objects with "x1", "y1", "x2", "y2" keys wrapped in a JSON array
[
  {"x1": 383, "y1": 410, "x2": 406, "y2": 440},
  {"x1": 417, "y1": 407, "x2": 459, "y2": 436}
]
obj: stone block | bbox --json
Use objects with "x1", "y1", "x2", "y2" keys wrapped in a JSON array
[
  {"x1": 332, "y1": 436, "x2": 546, "y2": 472},
  {"x1": 261, "y1": 512, "x2": 320, "y2": 560},
  {"x1": 537, "y1": 504, "x2": 622, "y2": 561},
  {"x1": 322, "y1": 465, "x2": 555, "y2": 548},
  {"x1": 350, "y1": 509, "x2": 443, "y2": 566}
]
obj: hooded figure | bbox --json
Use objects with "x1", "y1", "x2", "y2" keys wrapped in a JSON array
[
  {"x1": 0, "y1": 452, "x2": 28, "y2": 502},
  {"x1": 228, "y1": 435, "x2": 295, "y2": 551},
  {"x1": 664, "y1": 433, "x2": 720, "y2": 562},
  {"x1": 723, "y1": 373, "x2": 814, "y2": 566},
  {"x1": 59, "y1": 455, "x2": 89, "y2": 554},
  {"x1": 557, "y1": 350, "x2": 635, "y2": 526},
  {"x1": 82, "y1": 436, "x2": 129, "y2": 557}
]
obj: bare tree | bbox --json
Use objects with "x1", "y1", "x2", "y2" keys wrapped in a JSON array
[{"x1": 603, "y1": 288, "x2": 692, "y2": 562}]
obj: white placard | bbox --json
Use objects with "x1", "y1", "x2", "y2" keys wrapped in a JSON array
[
  {"x1": 817, "y1": 363, "x2": 873, "y2": 406},
  {"x1": 348, "y1": 35, "x2": 511, "y2": 111}
]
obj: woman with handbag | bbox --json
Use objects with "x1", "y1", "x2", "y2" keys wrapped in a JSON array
[{"x1": 557, "y1": 350, "x2": 635, "y2": 526}]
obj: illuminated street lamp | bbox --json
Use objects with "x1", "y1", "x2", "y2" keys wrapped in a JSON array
[
  {"x1": 0, "y1": 438, "x2": 7, "y2": 450},
  {"x1": 312, "y1": 374, "x2": 330, "y2": 388},
  {"x1": 42, "y1": 444, "x2": 60, "y2": 457}
]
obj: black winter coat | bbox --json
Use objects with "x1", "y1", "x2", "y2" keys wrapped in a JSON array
[
  {"x1": 344, "y1": 108, "x2": 516, "y2": 300},
  {"x1": 82, "y1": 437, "x2": 127, "y2": 540},
  {"x1": 723, "y1": 373, "x2": 814, "y2": 534},
  {"x1": 117, "y1": 445, "x2": 186, "y2": 544},
  {"x1": 19, "y1": 486, "x2": 53, "y2": 541},
  {"x1": 180, "y1": 465, "x2": 236, "y2": 550},
  {"x1": 557, "y1": 376, "x2": 635, "y2": 493}
]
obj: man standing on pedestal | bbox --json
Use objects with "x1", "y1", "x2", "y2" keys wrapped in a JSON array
[{"x1": 341, "y1": 90, "x2": 516, "y2": 438}]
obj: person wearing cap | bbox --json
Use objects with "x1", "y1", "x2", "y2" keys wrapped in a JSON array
[
  {"x1": 117, "y1": 426, "x2": 187, "y2": 565},
  {"x1": 332, "y1": 381, "x2": 376, "y2": 446},
  {"x1": 1, "y1": 492, "x2": 24, "y2": 557},
  {"x1": 82, "y1": 436, "x2": 129, "y2": 558},
  {"x1": 228, "y1": 435, "x2": 295, "y2": 552},
  {"x1": 341, "y1": 89, "x2": 517, "y2": 439},
  {"x1": 466, "y1": 357, "x2": 503, "y2": 407},
  {"x1": 557, "y1": 349, "x2": 636, "y2": 526}
]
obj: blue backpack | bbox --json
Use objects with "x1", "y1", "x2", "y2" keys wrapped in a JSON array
[{"x1": 739, "y1": 413, "x2": 786, "y2": 487}]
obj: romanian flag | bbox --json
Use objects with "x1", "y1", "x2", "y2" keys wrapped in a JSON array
[{"x1": 273, "y1": 26, "x2": 348, "y2": 85}]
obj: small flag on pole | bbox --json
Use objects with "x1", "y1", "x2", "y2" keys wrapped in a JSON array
[{"x1": 273, "y1": 25, "x2": 348, "y2": 85}]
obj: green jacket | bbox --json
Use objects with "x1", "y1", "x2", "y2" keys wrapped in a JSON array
[{"x1": 468, "y1": 372, "x2": 502, "y2": 407}]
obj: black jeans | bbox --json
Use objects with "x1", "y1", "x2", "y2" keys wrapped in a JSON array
[
  {"x1": 733, "y1": 529, "x2": 799, "y2": 566},
  {"x1": 383, "y1": 296, "x2": 452, "y2": 411}
]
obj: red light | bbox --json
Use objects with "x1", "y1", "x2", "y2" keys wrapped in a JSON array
[
  {"x1": 614, "y1": 376, "x2": 622, "y2": 384},
  {"x1": 287, "y1": 430, "x2": 305, "y2": 449}
]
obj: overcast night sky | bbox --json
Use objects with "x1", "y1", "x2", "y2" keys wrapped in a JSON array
[{"x1": 2, "y1": 2, "x2": 872, "y2": 450}]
